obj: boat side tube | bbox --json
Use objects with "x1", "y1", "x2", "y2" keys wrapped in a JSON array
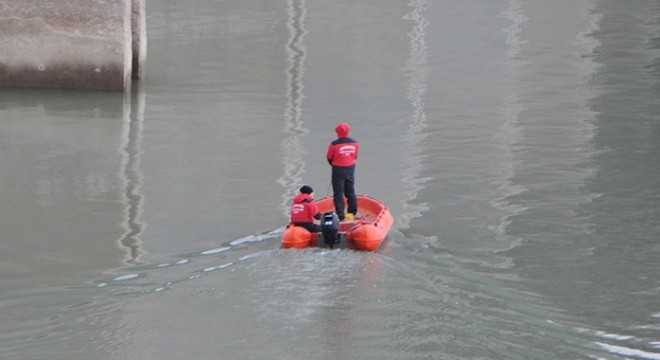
[{"x1": 281, "y1": 225, "x2": 313, "y2": 248}]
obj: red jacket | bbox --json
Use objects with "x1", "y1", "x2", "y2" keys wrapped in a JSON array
[
  {"x1": 326, "y1": 137, "x2": 359, "y2": 167},
  {"x1": 290, "y1": 193, "x2": 320, "y2": 223}
]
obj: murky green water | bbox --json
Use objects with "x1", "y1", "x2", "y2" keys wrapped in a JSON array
[{"x1": 1, "y1": 0, "x2": 659, "y2": 359}]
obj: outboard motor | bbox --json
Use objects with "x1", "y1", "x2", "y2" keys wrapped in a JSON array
[{"x1": 320, "y1": 212, "x2": 340, "y2": 248}]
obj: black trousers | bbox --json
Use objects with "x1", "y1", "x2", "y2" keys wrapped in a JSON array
[
  {"x1": 331, "y1": 166, "x2": 357, "y2": 219},
  {"x1": 293, "y1": 222, "x2": 320, "y2": 233}
]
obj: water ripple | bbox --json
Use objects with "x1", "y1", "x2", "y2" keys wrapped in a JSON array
[
  {"x1": 399, "y1": 0, "x2": 432, "y2": 229},
  {"x1": 117, "y1": 86, "x2": 147, "y2": 264},
  {"x1": 277, "y1": 0, "x2": 309, "y2": 215}
]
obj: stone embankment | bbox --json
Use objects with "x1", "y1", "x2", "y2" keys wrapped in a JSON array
[{"x1": 0, "y1": 0, "x2": 146, "y2": 91}]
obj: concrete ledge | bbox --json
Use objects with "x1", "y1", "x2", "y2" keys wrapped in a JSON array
[{"x1": 0, "y1": 0, "x2": 145, "y2": 91}]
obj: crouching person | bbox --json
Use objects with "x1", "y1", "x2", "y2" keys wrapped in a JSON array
[{"x1": 290, "y1": 185, "x2": 321, "y2": 232}]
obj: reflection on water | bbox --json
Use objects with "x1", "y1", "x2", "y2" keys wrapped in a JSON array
[
  {"x1": 0, "y1": 88, "x2": 134, "y2": 359},
  {"x1": 399, "y1": 0, "x2": 432, "y2": 229},
  {"x1": 117, "y1": 84, "x2": 147, "y2": 264},
  {"x1": 491, "y1": 0, "x2": 528, "y2": 248},
  {"x1": 3, "y1": 1, "x2": 660, "y2": 359},
  {"x1": 494, "y1": 0, "x2": 601, "y2": 252},
  {"x1": 0, "y1": 89, "x2": 127, "y2": 280},
  {"x1": 278, "y1": 0, "x2": 309, "y2": 214}
]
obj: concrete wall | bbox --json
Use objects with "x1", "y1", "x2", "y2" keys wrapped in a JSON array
[
  {"x1": 132, "y1": 0, "x2": 147, "y2": 80},
  {"x1": 0, "y1": 0, "x2": 146, "y2": 92}
]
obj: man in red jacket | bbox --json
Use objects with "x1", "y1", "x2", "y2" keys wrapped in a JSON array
[
  {"x1": 290, "y1": 185, "x2": 321, "y2": 232},
  {"x1": 326, "y1": 123, "x2": 359, "y2": 221}
]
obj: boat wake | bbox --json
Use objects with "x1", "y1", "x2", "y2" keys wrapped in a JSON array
[{"x1": 87, "y1": 228, "x2": 286, "y2": 295}]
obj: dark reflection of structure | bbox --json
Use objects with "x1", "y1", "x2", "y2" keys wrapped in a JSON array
[
  {"x1": 117, "y1": 83, "x2": 146, "y2": 264},
  {"x1": 0, "y1": 87, "x2": 125, "y2": 113},
  {"x1": 400, "y1": 0, "x2": 431, "y2": 229},
  {"x1": 278, "y1": 0, "x2": 309, "y2": 215}
]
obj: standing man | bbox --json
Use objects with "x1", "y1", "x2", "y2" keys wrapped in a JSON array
[{"x1": 326, "y1": 122, "x2": 359, "y2": 221}]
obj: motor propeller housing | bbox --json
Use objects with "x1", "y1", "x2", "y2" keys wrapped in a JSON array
[{"x1": 320, "y1": 212, "x2": 340, "y2": 248}]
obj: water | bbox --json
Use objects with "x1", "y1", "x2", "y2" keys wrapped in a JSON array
[{"x1": 1, "y1": 0, "x2": 659, "y2": 359}]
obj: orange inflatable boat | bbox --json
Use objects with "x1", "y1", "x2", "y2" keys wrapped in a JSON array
[{"x1": 281, "y1": 195, "x2": 394, "y2": 251}]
